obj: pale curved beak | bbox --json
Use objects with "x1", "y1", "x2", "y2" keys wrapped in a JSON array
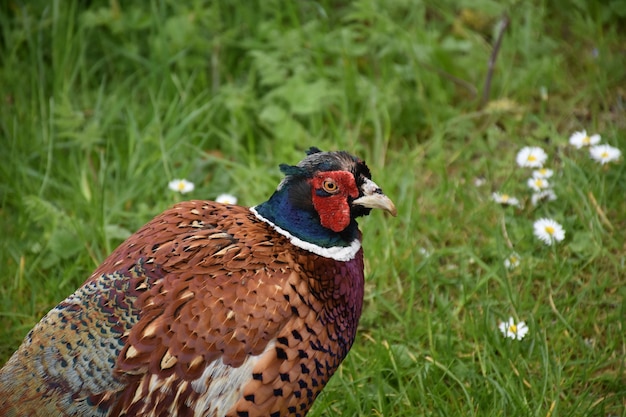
[{"x1": 352, "y1": 178, "x2": 397, "y2": 216}]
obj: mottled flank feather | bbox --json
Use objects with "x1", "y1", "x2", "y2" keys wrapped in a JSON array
[{"x1": 0, "y1": 149, "x2": 395, "y2": 417}]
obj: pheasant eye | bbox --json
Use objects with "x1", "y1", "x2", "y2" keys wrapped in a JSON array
[{"x1": 322, "y1": 179, "x2": 339, "y2": 193}]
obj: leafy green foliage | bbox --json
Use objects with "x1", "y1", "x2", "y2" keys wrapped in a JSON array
[{"x1": 1, "y1": 0, "x2": 624, "y2": 415}]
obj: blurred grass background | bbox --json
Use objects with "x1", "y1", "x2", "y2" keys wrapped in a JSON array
[{"x1": 1, "y1": 0, "x2": 625, "y2": 415}]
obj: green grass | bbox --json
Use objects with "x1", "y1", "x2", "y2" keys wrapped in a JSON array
[{"x1": 1, "y1": 0, "x2": 625, "y2": 415}]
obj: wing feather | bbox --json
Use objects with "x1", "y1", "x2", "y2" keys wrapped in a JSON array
[{"x1": 98, "y1": 201, "x2": 296, "y2": 414}]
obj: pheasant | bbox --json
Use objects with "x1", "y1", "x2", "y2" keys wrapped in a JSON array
[{"x1": 0, "y1": 147, "x2": 396, "y2": 417}]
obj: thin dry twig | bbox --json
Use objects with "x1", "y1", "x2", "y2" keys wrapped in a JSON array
[
  {"x1": 480, "y1": 13, "x2": 510, "y2": 108},
  {"x1": 587, "y1": 191, "x2": 614, "y2": 232},
  {"x1": 500, "y1": 215, "x2": 514, "y2": 249}
]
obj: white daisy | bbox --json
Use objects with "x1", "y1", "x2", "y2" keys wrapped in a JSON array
[
  {"x1": 418, "y1": 247, "x2": 432, "y2": 257},
  {"x1": 492, "y1": 192, "x2": 520, "y2": 208},
  {"x1": 569, "y1": 130, "x2": 601, "y2": 149},
  {"x1": 504, "y1": 253, "x2": 521, "y2": 270},
  {"x1": 589, "y1": 144, "x2": 621, "y2": 165},
  {"x1": 499, "y1": 317, "x2": 529, "y2": 340},
  {"x1": 531, "y1": 189, "x2": 557, "y2": 206},
  {"x1": 215, "y1": 193, "x2": 238, "y2": 205},
  {"x1": 527, "y1": 177, "x2": 550, "y2": 192},
  {"x1": 473, "y1": 177, "x2": 486, "y2": 187},
  {"x1": 532, "y1": 168, "x2": 553, "y2": 179},
  {"x1": 168, "y1": 179, "x2": 195, "y2": 194},
  {"x1": 533, "y1": 218, "x2": 565, "y2": 246},
  {"x1": 516, "y1": 146, "x2": 548, "y2": 168}
]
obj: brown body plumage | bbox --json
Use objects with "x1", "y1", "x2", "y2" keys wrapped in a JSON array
[{"x1": 0, "y1": 149, "x2": 395, "y2": 416}]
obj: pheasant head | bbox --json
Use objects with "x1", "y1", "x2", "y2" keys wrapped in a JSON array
[{"x1": 252, "y1": 147, "x2": 397, "y2": 260}]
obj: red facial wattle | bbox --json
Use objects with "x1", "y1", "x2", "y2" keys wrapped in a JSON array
[{"x1": 309, "y1": 171, "x2": 359, "y2": 232}]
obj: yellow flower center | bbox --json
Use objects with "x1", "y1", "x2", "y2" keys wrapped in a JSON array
[
  {"x1": 601, "y1": 151, "x2": 609, "y2": 159},
  {"x1": 509, "y1": 324, "x2": 517, "y2": 333},
  {"x1": 582, "y1": 136, "x2": 590, "y2": 144},
  {"x1": 177, "y1": 182, "x2": 186, "y2": 191},
  {"x1": 502, "y1": 194, "x2": 509, "y2": 201},
  {"x1": 527, "y1": 155, "x2": 537, "y2": 162},
  {"x1": 545, "y1": 226, "x2": 555, "y2": 235}
]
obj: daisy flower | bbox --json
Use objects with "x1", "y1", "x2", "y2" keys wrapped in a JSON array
[
  {"x1": 504, "y1": 253, "x2": 521, "y2": 270},
  {"x1": 215, "y1": 193, "x2": 238, "y2": 205},
  {"x1": 418, "y1": 247, "x2": 432, "y2": 257},
  {"x1": 531, "y1": 189, "x2": 557, "y2": 206},
  {"x1": 168, "y1": 179, "x2": 195, "y2": 194},
  {"x1": 473, "y1": 176, "x2": 486, "y2": 187},
  {"x1": 499, "y1": 317, "x2": 529, "y2": 340},
  {"x1": 492, "y1": 192, "x2": 520, "y2": 208},
  {"x1": 516, "y1": 146, "x2": 547, "y2": 168},
  {"x1": 569, "y1": 130, "x2": 601, "y2": 149},
  {"x1": 532, "y1": 168, "x2": 553, "y2": 179},
  {"x1": 533, "y1": 218, "x2": 565, "y2": 246},
  {"x1": 589, "y1": 144, "x2": 621, "y2": 165},
  {"x1": 527, "y1": 177, "x2": 550, "y2": 192}
]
